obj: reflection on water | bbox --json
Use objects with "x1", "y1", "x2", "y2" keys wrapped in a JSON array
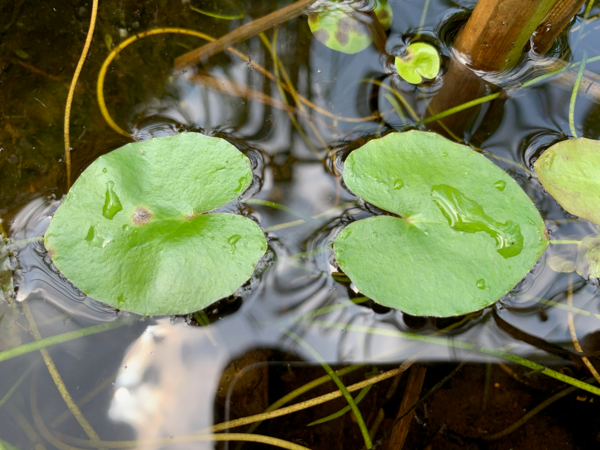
[{"x1": 2, "y1": 0, "x2": 600, "y2": 448}]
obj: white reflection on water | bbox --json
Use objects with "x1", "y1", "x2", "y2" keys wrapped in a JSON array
[{"x1": 108, "y1": 318, "x2": 228, "y2": 449}]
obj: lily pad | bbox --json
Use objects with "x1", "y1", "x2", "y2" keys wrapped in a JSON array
[
  {"x1": 45, "y1": 133, "x2": 267, "y2": 316},
  {"x1": 394, "y1": 42, "x2": 440, "y2": 84},
  {"x1": 334, "y1": 131, "x2": 548, "y2": 317},
  {"x1": 534, "y1": 138, "x2": 600, "y2": 225},
  {"x1": 308, "y1": 0, "x2": 392, "y2": 54}
]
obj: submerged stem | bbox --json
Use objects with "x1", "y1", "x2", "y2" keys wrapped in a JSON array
[{"x1": 285, "y1": 330, "x2": 373, "y2": 448}]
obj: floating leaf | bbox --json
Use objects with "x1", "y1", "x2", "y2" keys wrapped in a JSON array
[
  {"x1": 547, "y1": 254, "x2": 576, "y2": 273},
  {"x1": 308, "y1": 0, "x2": 392, "y2": 54},
  {"x1": 0, "y1": 302, "x2": 22, "y2": 351},
  {"x1": 394, "y1": 42, "x2": 440, "y2": 84},
  {"x1": 45, "y1": 133, "x2": 267, "y2": 316},
  {"x1": 535, "y1": 138, "x2": 600, "y2": 225},
  {"x1": 577, "y1": 234, "x2": 600, "y2": 279},
  {"x1": 334, "y1": 131, "x2": 548, "y2": 317}
]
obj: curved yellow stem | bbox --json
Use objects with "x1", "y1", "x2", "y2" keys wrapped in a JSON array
[{"x1": 65, "y1": 0, "x2": 98, "y2": 187}]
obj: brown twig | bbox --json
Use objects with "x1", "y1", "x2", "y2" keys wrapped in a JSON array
[
  {"x1": 387, "y1": 365, "x2": 427, "y2": 450},
  {"x1": 174, "y1": 0, "x2": 314, "y2": 68},
  {"x1": 16, "y1": 60, "x2": 62, "y2": 81}
]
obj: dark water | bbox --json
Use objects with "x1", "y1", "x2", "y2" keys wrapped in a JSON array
[{"x1": 2, "y1": 0, "x2": 600, "y2": 449}]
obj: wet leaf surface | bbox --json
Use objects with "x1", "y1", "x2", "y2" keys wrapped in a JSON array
[
  {"x1": 334, "y1": 131, "x2": 548, "y2": 317},
  {"x1": 535, "y1": 137, "x2": 600, "y2": 225},
  {"x1": 45, "y1": 133, "x2": 267, "y2": 316}
]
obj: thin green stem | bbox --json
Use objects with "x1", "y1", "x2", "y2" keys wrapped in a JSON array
[
  {"x1": 569, "y1": 50, "x2": 588, "y2": 138},
  {"x1": 242, "y1": 199, "x2": 312, "y2": 221},
  {"x1": 285, "y1": 331, "x2": 373, "y2": 449},
  {"x1": 420, "y1": 93, "x2": 501, "y2": 125},
  {"x1": 0, "y1": 360, "x2": 37, "y2": 409},
  {"x1": 575, "y1": 0, "x2": 597, "y2": 44},
  {"x1": 423, "y1": 55, "x2": 600, "y2": 128},
  {"x1": 265, "y1": 202, "x2": 357, "y2": 232},
  {"x1": 0, "y1": 437, "x2": 22, "y2": 450},
  {"x1": 484, "y1": 377, "x2": 596, "y2": 440},
  {"x1": 308, "y1": 320, "x2": 600, "y2": 396},
  {"x1": 189, "y1": 5, "x2": 244, "y2": 20},
  {"x1": 308, "y1": 383, "x2": 373, "y2": 426},
  {"x1": 550, "y1": 239, "x2": 581, "y2": 245},
  {"x1": 0, "y1": 318, "x2": 130, "y2": 364},
  {"x1": 414, "y1": 0, "x2": 431, "y2": 40}
]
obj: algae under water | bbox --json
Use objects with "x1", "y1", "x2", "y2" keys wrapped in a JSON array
[{"x1": 1, "y1": 0, "x2": 600, "y2": 449}]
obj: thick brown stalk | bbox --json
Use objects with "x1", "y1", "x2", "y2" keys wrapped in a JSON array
[
  {"x1": 532, "y1": 0, "x2": 586, "y2": 53},
  {"x1": 174, "y1": 0, "x2": 314, "y2": 69},
  {"x1": 454, "y1": 0, "x2": 558, "y2": 72},
  {"x1": 386, "y1": 365, "x2": 427, "y2": 450}
]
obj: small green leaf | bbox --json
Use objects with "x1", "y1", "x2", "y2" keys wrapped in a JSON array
[
  {"x1": 308, "y1": 0, "x2": 392, "y2": 54},
  {"x1": 45, "y1": 133, "x2": 267, "y2": 316},
  {"x1": 535, "y1": 138, "x2": 600, "y2": 225},
  {"x1": 334, "y1": 131, "x2": 548, "y2": 317},
  {"x1": 577, "y1": 234, "x2": 600, "y2": 279},
  {"x1": 394, "y1": 42, "x2": 440, "y2": 84}
]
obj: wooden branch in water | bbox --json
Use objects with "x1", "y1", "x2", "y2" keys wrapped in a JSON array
[
  {"x1": 532, "y1": 0, "x2": 586, "y2": 54},
  {"x1": 453, "y1": 0, "x2": 558, "y2": 72},
  {"x1": 174, "y1": 0, "x2": 314, "y2": 69},
  {"x1": 386, "y1": 365, "x2": 427, "y2": 450}
]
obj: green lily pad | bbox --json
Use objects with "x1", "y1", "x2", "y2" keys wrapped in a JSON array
[
  {"x1": 535, "y1": 138, "x2": 600, "y2": 225},
  {"x1": 308, "y1": 0, "x2": 392, "y2": 54},
  {"x1": 394, "y1": 42, "x2": 440, "y2": 84},
  {"x1": 45, "y1": 133, "x2": 267, "y2": 316},
  {"x1": 334, "y1": 131, "x2": 548, "y2": 317}
]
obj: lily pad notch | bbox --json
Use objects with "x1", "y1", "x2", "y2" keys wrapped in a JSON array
[
  {"x1": 334, "y1": 131, "x2": 548, "y2": 317},
  {"x1": 45, "y1": 133, "x2": 268, "y2": 316}
]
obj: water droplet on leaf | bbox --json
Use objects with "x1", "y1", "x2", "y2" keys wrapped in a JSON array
[
  {"x1": 476, "y1": 279, "x2": 486, "y2": 290},
  {"x1": 102, "y1": 181, "x2": 123, "y2": 220},
  {"x1": 228, "y1": 234, "x2": 242, "y2": 252},
  {"x1": 393, "y1": 179, "x2": 404, "y2": 190},
  {"x1": 431, "y1": 184, "x2": 523, "y2": 258},
  {"x1": 494, "y1": 180, "x2": 506, "y2": 191}
]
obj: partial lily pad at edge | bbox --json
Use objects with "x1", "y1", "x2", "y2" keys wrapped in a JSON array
[
  {"x1": 45, "y1": 133, "x2": 267, "y2": 316},
  {"x1": 395, "y1": 42, "x2": 440, "y2": 84},
  {"x1": 308, "y1": 0, "x2": 393, "y2": 54},
  {"x1": 334, "y1": 131, "x2": 548, "y2": 317},
  {"x1": 535, "y1": 137, "x2": 600, "y2": 225}
]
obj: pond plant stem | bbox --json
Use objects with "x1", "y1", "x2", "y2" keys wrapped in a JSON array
[
  {"x1": 64, "y1": 0, "x2": 98, "y2": 188},
  {"x1": 174, "y1": 0, "x2": 314, "y2": 68},
  {"x1": 21, "y1": 302, "x2": 104, "y2": 447},
  {"x1": 0, "y1": 317, "x2": 129, "y2": 364},
  {"x1": 568, "y1": 50, "x2": 587, "y2": 138},
  {"x1": 483, "y1": 377, "x2": 597, "y2": 440},
  {"x1": 51, "y1": 431, "x2": 312, "y2": 450},
  {"x1": 567, "y1": 275, "x2": 600, "y2": 384},
  {"x1": 308, "y1": 320, "x2": 600, "y2": 396},
  {"x1": 99, "y1": 28, "x2": 373, "y2": 139},
  {"x1": 0, "y1": 359, "x2": 37, "y2": 410},
  {"x1": 284, "y1": 330, "x2": 373, "y2": 449}
]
